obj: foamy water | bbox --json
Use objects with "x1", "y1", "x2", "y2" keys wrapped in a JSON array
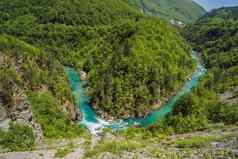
[{"x1": 65, "y1": 51, "x2": 206, "y2": 135}]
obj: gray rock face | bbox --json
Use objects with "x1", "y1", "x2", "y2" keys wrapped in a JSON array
[
  {"x1": 6, "y1": 85, "x2": 44, "y2": 144},
  {"x1": 0, "y1": 105, "x2": 7, "y2": 121},
  {"x1": 0, "y1": 104, "x2": 10, "y2": 131},
  {"x1": 0, "y1": 90, "x2": 10, "y2": 130},
  {"x1": 9, "y1": 86, "x2": 33, "y2": 123},
  {"x1": 220, "y1": 86, "x2": 238, "y2": 104}
]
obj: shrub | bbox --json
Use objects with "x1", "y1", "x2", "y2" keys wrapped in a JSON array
[
  {"x1": 0, "y1": 122, "x2": 35, "y2": 151},
  {"x1": 27, "y1": 91, "x2": 85, "y2": 139},
  {"x1": 84, "y1": 140, "x2": 143, "y2": 158},
  {"x1": 208, "y1": 103, "x2": 238, "y2": 124},
  {"x1": 175, "y1": 135, "x2": 229, "y2": 148}
]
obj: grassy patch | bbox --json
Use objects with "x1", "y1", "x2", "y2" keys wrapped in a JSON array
[
  {"x1": 150, "y1": 149, "x2": 187, "y2": 159},
  {"x1": 0, "y1": 122, "x2": 35, "y2": 151},
  {"x1": 84, "y1": 140, "x2": 144, "y2": 158},
  {"x1": 175, "y1": 135, "x2": 232, "y2": 148},
  {"x1": 55, "y1": 143, "x2": 75, "y2": 158}
]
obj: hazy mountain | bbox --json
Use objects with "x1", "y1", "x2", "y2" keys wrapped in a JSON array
[{"x1": 193, "y1": 0, "x2": 238, "y2": 11}]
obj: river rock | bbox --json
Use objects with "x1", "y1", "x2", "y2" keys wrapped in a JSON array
[{"x1": 80, "y1": 71, "x2": 87, "y2": 80}]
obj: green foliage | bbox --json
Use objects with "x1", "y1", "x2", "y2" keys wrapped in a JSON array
[
  {"x1": 0, "y1": 122, "x2": 35, "y2": 151},
  {"x1": 186, "y1": 7, "x2": 238, "y2": 94},
  {"x1": 84, "y1": 140, "x2": 143, "y2": 158},
  {"x1": 0, "y1": 34, "x2": 81, "y2": 138},
  {"x1": 128, "y1": 0, "x2": 206, "y2": 23},
  {"x1": 0, "y1": 6, "x2": 195, "y2": 118},
  {"x1": 175, "y1": 135, "x2": 230, "y2": 148},
  {"x1": 0, "y1": 0, "x2": 141, "y2": 26},
  {"x1": 84, "y1": 18, "x2": 195, "y2": 118},
  {"x1": 0, "y1": 0, "x2": 196, "y2": 129},
  {"x1": 27, "y1": 91, "x2": 85, "y2": 139},
  {"x1": 55, "y1": 143, "x2": 75, "y2": 158},
  {"x1": 208, "y1": 103, "x2": 238, "y2": 124},
  {"x1": 184, "y1": 7, "x2": 238, "y2": 126}
]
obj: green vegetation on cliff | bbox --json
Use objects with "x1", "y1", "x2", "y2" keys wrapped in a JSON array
[{"x1": 0, "y1": 34, "x2": 84, "y2": 139}]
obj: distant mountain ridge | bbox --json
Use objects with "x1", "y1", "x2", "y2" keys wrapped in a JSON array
[
  {"x1": 127, "y1": 0, "x2": 206, "y2": 23},
  {"x1": 193, "y1": 0, "x2": 238, "y2": 11},
  {"x1": 202, "y1": 6, "x2": 238, "y2": 20}
]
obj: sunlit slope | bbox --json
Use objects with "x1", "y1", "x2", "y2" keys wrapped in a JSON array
[{"x1": 128, "y1": 0, "x2": 206, "y2": 23}]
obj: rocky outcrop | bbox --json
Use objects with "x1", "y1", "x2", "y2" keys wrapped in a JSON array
[
  {"x1": 0, "y1": 90, "x2": 11, "y2": 131},
  {"x1": 63, "y1": 100, "x2": 82, "y2": 121},
  {"x1": 0, "y1": 105, "x2": 11, "y2": 131},
  {"x1": 7, "y1": 85, "x2": 43, "y2": 144},
  {"x1": 220, "y1": 86, "x2": 238, "y2": 105}
]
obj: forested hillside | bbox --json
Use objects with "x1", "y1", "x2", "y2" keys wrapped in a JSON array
[
  {"x1": 135, "y1": 6, "x2": 238, "y2": 140},
  {"x1": 167, "y1": 6, "x2": 238, "y2": 132},
  {"x1": 186, "y1": 6, "x2": 238, "y2": 95},
  {"x1": 0, "y1": 0, "x2": 195, "y2": 120},
  {"x1": 127, "y1": 0, "x2": 206, "y2": 23},
  {"x1": 0, "y1": 1, "x2": 238, "y2": 158}
]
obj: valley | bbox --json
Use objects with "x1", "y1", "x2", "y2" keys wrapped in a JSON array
[{"x1": 0, "y1": 0, "x2": 237, "y2": 159}]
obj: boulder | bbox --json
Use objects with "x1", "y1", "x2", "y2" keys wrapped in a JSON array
[{"x1": 80, "y1": 71, "x2": 87, "y2": 80}]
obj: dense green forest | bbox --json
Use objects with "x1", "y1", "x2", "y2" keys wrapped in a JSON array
[
  {"x1": 0, "y1": 0, "x2": 195, "y2": 119},
  {"x1": 186, "y1": 6, "x2": 238, "y2": 94},
  {"x1": 184, "y1": 7, "x2": 238, "y2": 126},
  {"x1": 0, "y1": 0, "x2": 238, "y2": 156},
  {"x1": 153, "y1": 6, "x2": 238, "y2": 134},
  {"x1": 127, "y1": 0, "x2": 206, "y2": 23}
]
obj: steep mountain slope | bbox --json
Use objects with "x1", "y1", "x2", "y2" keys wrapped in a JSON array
[
  {"x1": 127, "y1": 0, "x2": 206, "y2": 23},
  {"x1": 184, "y1": 7, "x2": 238, "y2": 125},
  {"x1": 186, "y1": 6, "x2": 238, "y2": 95},
  {"x1": 0, "y1": 0, "x2": 195, "y2": 122},
  {"x1": 0, "y1": 35, "x2": 84, "y2": 140},
  {"x1": 0, "y1": 0, "x2": 141, "y2": 26}
]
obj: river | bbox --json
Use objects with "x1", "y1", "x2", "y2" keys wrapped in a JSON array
[{"x1": 65, "y1": 51, "x2": 206, "y2": 135}]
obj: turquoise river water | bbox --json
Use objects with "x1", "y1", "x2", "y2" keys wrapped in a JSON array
[{"x1": 65, "y1": 51, "x2": 206, "y2": 134}]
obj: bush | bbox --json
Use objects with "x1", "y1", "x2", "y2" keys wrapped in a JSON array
[
  {"x1": 84, "y1": 140, "x2": 143, "y2": 158},
  {"x1": 27, "y1": 91, "x2": 85, "y2": 139},
  {"x1": 0, "y1": 122, "x2": 35, "y2": 151},
  {"x1": 208, "y1": 103, "x2": 238, "y2": 124},
  {"x1": 175, "y1": 135, "x2": 229, "y2": 148},
  {"x1": 55, "y1": 143, "x2": 75, "y2": 158}
]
